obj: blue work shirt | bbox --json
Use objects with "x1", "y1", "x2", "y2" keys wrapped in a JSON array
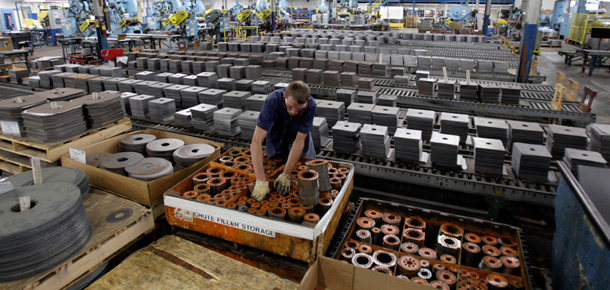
[{"x1": 256, "y1": 88, "x2": 317, "y2": 159}]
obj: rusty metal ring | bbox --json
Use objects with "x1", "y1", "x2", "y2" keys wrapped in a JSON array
[
  {"x1": 226, "y1": 203, "x2": 237, "y2": 210},
  {"x1": 500, "y1": 246, "x2": 518, "y2": 257},
  {"x1": 234, "y1": 156, "x2": 250, "y2": 164},
  {"x1": 486, "y1": 274, "x2": 509, "y2": 288},
  {"x1": 364, "y1": 209, "x2": 382, "y2": 222},
  {"x1": 304, "y1": 213, "x2": 319, "y2": 222},
  {"x1": 398, "y1": 255, "x2": 420, "y2": 274},
  {"x1": 482, "y1": 245, "x2": 501, "y2": 257},
  {"x1": 330, "y1": 189, "x2": 339, "y2": 198},
  {"x1": 405, "y1": 216, "x2": 426, "y2": 230},
  {"x1": 182, "y1": 190, "x2": 198, "y2": 199},
  {"x1": 499, "y1": 237, "x2": 518, "y2": 248},
  {"x1": 401, "y1": 242, "x2": 419, "y2": 254},
  {"x1": 382, "y1": 212, "x2": 401, "y2": 225},
  {"x1": 287, "y1": 197, "x2": 301, "y2": 207},
  {"x1": 433, "y1": 263, "x2": 446, "y2": 272},
  {"x1": 356, "y1": 217, "x2": 375, "y2": 230},
  {"x1": 242, "y1": 149, "x2": 252, "y2": 156},
  {"x1": 346, "y1": 240, "x2": 360, "y2": 250},
  {"x1": 256, "y1": 209, "x2": 267, "y2": 216},
  {"x1": 463, "y1": 242, "x2": 481, "y2": 254},
  {"x1": 358, "y1": 244, "x2": 372, "y2": 254},
  {"x1": 268, "y1": 206, "x2": 287, "y2": 220},
  {"x1": 333, "y1": 173, "x2": 347, "y2": 180},
  {"x1": 329, "y1": 177, "x2": 342, "y2": 189},
  {"x1": 288, "y1": 207, "x2": 306, "y2": 223},
  {"x1": 214, "y1": 199, "x2": 225, "y2": 206},
  {"x1": 464, "y1": 232, "x2": 482, "y2": 244},
  {"x1": 436, "y1": 270, "x2": 457, "y2": 285},
  {"x1": 410, "y1": 277, "x2": 429, "y2": 286},
  {"x1": 372, "y1": 250, "x2": 397, "y2": 268},
  {"x1": 328, "y1": 168, "x2": 338, "y2": 175},
  {"x1": 420, "y1": 260, "x2": 430, "y2": 268},
  {"x1": 418, "y1": 247, "x2": 437, "y2": 260},
  {"x1": 206, "y1": 167, "x2": 224, "y2": 177},
  {"x1": 351, "y1": 253, "x2": 374, "y2": 269},
  {"x1": 319, "y1": 197, "x2": 333, "y2": 206},
  {"x1": 381, "y1": 224, "x2": 400, "y2": 236},
  {"x1": 223, "y1": 161, "x2": 235, "y2": 167},
  {"x1": 440, "y1": 223, "x2": 464, "y2": 238},
  {"x1": 371, "y1": 266, "x2": 392, "y2": 275},
  {"x1": 228, "y1": 149, "x2": 242, "y2": 156},
  {"x1": 235, "y1": 164, "x2": 253, "y2": 172},
  {"x1": 440, "y1": 254, "x2": 457, "y2": 264},
  {"x1": 192, "y1": 172, "x2": 212, "y2": 184},
  {"x1": 338, "y1": 167, "x2": 350, "y2": 174},
  {"x1": 298, "y1": 165, "x2": 309, "y2": 171},
  {"x1": 482, "y1": 235, "x2": 499, "y2": 245},
  {"x1": 196, "y1": 193, "x2": 211, "y2": 202},
  {"x1": 429, "y1": 281, "x2": 450, "y2": 290},
  {"x1": 341, "y1": 247, "x2": 355, "y2": 260},
  {"x1": 236, "y1": 200, "x2": 247, "y2": 207},
  {"x1": 500, "y1": 256, "x2": 521, "y2": 275},
  {"x1": 481, "y1": 256, "x2": 502, "y2": 271},
  {"x1": 383, "y1": 234, "x2": 400, "y2": 249}
]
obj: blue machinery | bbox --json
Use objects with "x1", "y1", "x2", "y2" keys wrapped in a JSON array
[
  {"x1": 443, "y1": 4, "x2": 473, "y2": 30},
  {"x1": 108, "y1": 0, "x2": 141, "y2": 35}
]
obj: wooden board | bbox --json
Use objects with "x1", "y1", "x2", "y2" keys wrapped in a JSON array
[
  {"x1": 0, "y1": 188, "x2": 155, "y2": 290},
  {"x1": 86, "y1": 235, "x2": 298, "y2": 290},
  {"x1": 0, "y1": 118, "x2": 132, "y2": 163}
]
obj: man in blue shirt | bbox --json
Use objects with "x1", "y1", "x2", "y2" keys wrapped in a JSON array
[{"x1": 250, "y1": 81, "x2": 317, "y2": 201}]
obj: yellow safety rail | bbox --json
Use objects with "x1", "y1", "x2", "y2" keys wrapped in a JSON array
[
  {"x1": 568, "y1": 13, "x2": 610, "y2": 46},
  {"x1": 223, "y1": 26, "x2": 259, "y2": 42}
]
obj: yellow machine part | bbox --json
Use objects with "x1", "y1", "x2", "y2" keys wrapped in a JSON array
[
  {"x1": 221, "y1": 9, "x2": 228, "y2": 14},
  {"x1": 162, "y1": 17, "x2": 171, "y2": 27},
  {"x1": 170, "y1": 10, "x2": 189, "y2": 26},
  {"x1": 79, "y1": 19, "x2": 95, "y2": 32},
  {"x1": 37, "y1": 12, "x2": 48, "y2": 22},
  {"x1": 237, "y1": 9, "x2": 252, "y2": 22},
  {"x1": 257, "y1": 9, "x2": 271, "y2": 20},
  {"x1": 205, "y1": 8, "x2": 214, "y2": 15}
]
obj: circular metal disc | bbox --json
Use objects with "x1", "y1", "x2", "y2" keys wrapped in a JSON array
[
  {"x1": 146, "y1": 138, "x2": 185, "y2": 153},
  {"x1": 173, "y1": 144, "x2": 215, "y2": 160},
  {"x1": 86, "y1": 152, "x2": 112, "y2": 168},
  {"x1": 100, "y1": 152, "x2": 144, "y2": 170},
  {"x1": 125, "y1": 157, "x2": 172, "y2": 175},
  {"x1": 3, "y1": 166, "x2": 90, "y2": 196},
  {"x1": 120, "y1": 134, "x2": 157, "y2": 146}
]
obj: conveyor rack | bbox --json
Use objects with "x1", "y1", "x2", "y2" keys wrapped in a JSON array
[
  {"x1": 382, "y1": 41, "x2": 510, "y2": 50},
  {"x1": 316, "y1": 149, "x2": 557, "y2": 207}
]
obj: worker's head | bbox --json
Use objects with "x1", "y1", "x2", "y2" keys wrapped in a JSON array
[{"x1": 284, "y1": 81, "x2": 310, "y2": 116}]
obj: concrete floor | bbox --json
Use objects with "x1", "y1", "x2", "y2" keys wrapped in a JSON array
[{"x1": 29, "y1": 43, "x2": 610, "y2": 124}]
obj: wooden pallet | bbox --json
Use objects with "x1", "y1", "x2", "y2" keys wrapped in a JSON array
[
  {"x1": 0, "y1": 188, "x2": 155, "y2": 290},
  {"x1": 0, "y1": 118, "x2": 131, "y2": 164}
]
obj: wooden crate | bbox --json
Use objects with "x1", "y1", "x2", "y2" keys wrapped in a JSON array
[
  {"x1": 164, "y1": 152, "x2": 354, "y2": 264},
  {"x1": 0, "y1": 118, "x2": 132, "y2": 164},
  {"x1": 86, "y1": 235, "x2": 298, "y2": 290},
  {"x1": 0, "y1": 188, "x2": 155, "y2": 290}
]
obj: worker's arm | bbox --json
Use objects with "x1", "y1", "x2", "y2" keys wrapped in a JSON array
[
  {"x1": 283, "y1": 131, "x2": 308, "y2": 175},
  {"x1": 251, "y1": 125, "x2": 268, "y2": 182}
]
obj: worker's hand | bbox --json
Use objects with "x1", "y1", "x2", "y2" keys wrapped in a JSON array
[
  {"x1": 252, "y1": 180, "x2": 270, "y2": 202},
  {"x1": 274, "y1": 173, "x2": 292, "y2": 196}
]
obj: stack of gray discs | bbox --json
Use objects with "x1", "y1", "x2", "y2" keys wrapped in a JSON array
[
  {"x1": 191, "y1": 103, "x2": 218, "y2": 131},
  {"x1": 173, "y1": 143, "x2": 216, "y2": 170},
  {"x1": 125, "y1": 157, "x2": 174, "y2": 181},
  {"x1": 0, "y1": 182, "x2": 91, "y2": 281},
  {"x1": 86, "y1": 152, "x2": 112, "y2": 168},
  {"x1": 21, "y1": 101, "x2": 87, "y2": 143},
  {"x1": 5, "y1": 166, "x2": 90, "y2": 196},
  {"x1": 101, "y1": 152, "x2": 145, "y2": 176},
  {"x1": 148, "y1": 98, "x2": 176, "y2": 123},
  {"x1": 146, "y1": 138, "x2": 185, "y2": 164},
  {"x1": 120, "y1": 133, "x2": 157, "y2": 155}
]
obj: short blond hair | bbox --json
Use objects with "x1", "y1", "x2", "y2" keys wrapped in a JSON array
[{"x1": 286, "y1": 81, "x2": 310, "y2": 104}]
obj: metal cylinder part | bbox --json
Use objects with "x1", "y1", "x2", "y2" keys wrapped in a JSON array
[
  {"x1": 356, "y1": 229, "x2": 372, "y2": 244},
  {"x1": 500, "y1": 256, "x2": 520, "y2": 276},
  {"x1": 247, "y1": 207, "x2": 257, "y2": 214},
  {"x1": 220, "y1": 171, "x2": 237, "y2": 186},
  {"x1": 288, "y1": 207, "x2": 306, "y2": 223},
  {"x1": 499, "y1": 237, "x2": 518, "y2": 248},
  {"x1": 318, "y1": 197, "x2": 333, "y2": 216},
  {"x1": 465, "y1": 232, "x2": 482, "y2": 244},
  {"x1": 329, "y1": 177, "x2": 342, "y2": 189},
  {"x1": 440, "y1": 223, "x2": 464, "y2": 238},
  {"x1": 381, "y1": 224, "x2": 400, "y2": 236},
  {"x1": 436, "y1": 269, "x2": 457, "y2": 287},
  {"x1": 418, "y1": 268, "x2": 433, "y2": 280},
  {"x1": 371, "y1": 266, "x2": 392, "y2": 275},
  {"x1": 405, "y1": 216, "x2": 426, "y2": 230},
  {"x1": 194, "y1": 183, "x2": 211, "y2": 195},
  {"x1": 404, "y1": 228, "x2": 426, "y2": 248},
  {"x1": 346, "y1": 240, "x2": 360, "y2": 250},
  {"x1": 486, "y1": 274, "x2": 509, "y2": 289},
  {"x1": 429, "y1": 281, "x2": 450, "y2": 290},
  {"x1": 482, "y1": 235, "x2": 499, "y2": 246},
  {"x1": 302, "y1": 213, "x2": 319, "y2": 227},
  {"x1": 433, "y1": 263, "x2": 446, "y2": 274},
  {"x1": 287, "y1": 197, "x2": 301, "y2": 207},
  {"x1": 482, "y1": 245, "x2": 502, "y2": 257},
  {"x1": 298, "y1": 170, "x2": 320, "y2": 206},
  {"x1": 401, "y1": 242, "x2": 419, "y2": 254},
  {"x1": 196, "y1": 193, "x2": 211, "y2": 203},
  {"x1": 219, "y1": 156, "x2": 233, "y2": 163},
  {"x1": 358, "y1": 244, "x2": 373, "y2": 254},
  {"x1": 256, "y1": 209, "x2": 267, "y2": 216},
  {"x1": 192, "y1": 172, "x2": 212, "y2": 185},
  {"x1": 420, "y1": 259, "x2": 430, "y2": 269},
  {"x1": 227, "y1": 149, "x2": 242, "y2": 156},
  {"x1": 237, "y1": 205, "x2": 248, "y2": 212},
  {"x1": 206, "y1": 167, "x2": 224, "y2": 177},
  {"x1": 268, "y1": 207, "x2": 287, "y2": 220},
  {"x1": 372, "y1": 250, "x2": 397, "y2": 268},
  {"x1": 411, "y1": 277, "x2": 430, "y2": 286},
  {"x1": 479, "y1": 256, "x2": 503, "y2": 272},
  {"x1": 440, "y1": 254, "x2": 457, "y2": 264},
  {"x1": 309, "y1": 159, "x2": 332, "y2": 192},
  {"x1": 381, "y1": 212, "x2": 401, "y2": 226},
  {"x1": 371, "y1": 227, "x2": 381, "y2": 245},
  {"x1": 398, "y1": 255, "x2": 421, "y2": 277},
  {"x1": 437, "y1": 235, "x2": 461, "y2": 257},
  {"x1": 341, "y1": 247, "x2": 356, "y2": 261},
  {"x1": 364, "y1": 209, "x2": 382, "y2": 224},
  {"x1": 383, "y1": 234, "x2": 400, "y2": 250},
  {"x1": 500, "y1": 246, "x2": 519, "y2": 257},
  {"x1": 418, "y1": 247, "x2": 437, "y2": 260},
  {"x1": 207, "y1": 177, "x2": 227, "y2": 196},
  {"x1": 351, "y1": 253, "x2": 374, "y2": 269},
  {"x1": 510, "y1": 280, "x2": 525, "y2": 289},
  {"x1": 463, "y1": 242, "x2": 482, "y2": 267},
  {"x1": 182, "y1": 190, "x2": 198, "y2": 199},
  {"x1": 356, "y1": 217, "x2": 376, "y2": 230}
]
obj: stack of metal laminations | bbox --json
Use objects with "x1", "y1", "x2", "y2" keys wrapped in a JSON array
[
  {"x1": 246, "y1": 94, "x2": 268, "y2": 111},
  {"x1": 100, "y1": 77, "x2": 124, "y2": 91},
  {"x1": 147, "y1": 58, "x2": 161, "y2": 70},
  {"x1": 0, "y1": 95, "x2": 47, "y2": 137},
  {"x1": 361, "y1": 124, "x2": 392, "y2": 159},
  {"x1": 394, "y1": 75, "x2": 410, "y2": 86},
  {"x1": 223, "y1": 91, "x2": 251, "y2": 110},
  {"x1": 36, "y1": 88, "x2": 85, "y2": 101},
  {"x1": 473, "y1": 137, "x2": 506, "y2": 175},
  {"x1": 371, "y1": 105, "x2": 399, "y2": 134},
  {"x1": 136, "y1": 57, "x2": 149, "y2": 70},
  {"x1": 394, "y1": 128, "x2": 423, "y2": 163},
  {"x1": 417, "y1": 56, "x2": 432, "y2": 69},
  {"x1": 358, "y1": 78, "x2": 375, "y2": 91},
  {"x1": 332, "y1": 121, "x2": 362, "y2": 153},
  {"x1": 252, "y1": 81, "x2": 273, "y2": 94},
  {"x1": 125, "y1": 157, "x2": 173, "y2": 180},
  {"x1": 477, "y1": 60, "x2": 493, "y2": 73},
  {"x1": 305, "y1": 69, "x2": 323, "y2": 84},
  {"x1": 478, "y1": 84, "x2": 501, "y2": 103},
  {"x1": 198, "y1": 89, "x2": 226, "y2": 106},
  {"x1": 129, "y1": 95, "x2": 157, "y2": 118},
  {"x1": 205, "y1": 61, "x2": 220, "y2": 73},
  {"x1": 101, "y1": 152, "x2": 144, "y2": 175},
  {"x1": 588, "y1": 124, "x2": 610, "y2": 161},
  {"x1": 493, "y1": 61, "x2": 509, "y2": 73},
  {"x1": 229, "y1": 66, "x2": 245, "y2": 80},
  {"x1": 214, "y1": 107, "x2": 242, "y2": 136},
  {"x1": 156, "y1": 72, "x2": 172, "y2": 83},
  {"x1": 146, "y1": 138, "x2": 185, "y2": 164},
  {"x1": 174, "y1": 108, "x2": 193, "y2": 127},
  {"x1": 546, "y1": 125, "x2": 588, "y2": 159},
  {"x1": 475, "y1": 117, "x2": 508, "y2": 145},
  {"x1": 235, "y1": 80, "x2": 253, "y2": 91},
  {"x1": 51, "y1": 72, "x2": 72, "y2": 88},
  {"x1": 316, "y1": 100, "x2": 345, "y2": 127},
  {"x1": 5, "y1": 166, "x2": 90, "y2": 195},
  {"x1": 415, "y1": 70, "x2": 430, "y2": 81},
  {"x1": 39, "y1": 70, "x2": 61, "y2": 88},
  {"x1": 9, "y1": 68, "x2": 29, "y2": 84},
  {"x1": 292, "y1": 68, "x2": 306, "y2": 82},
  {"x1": 312, "y1": 117, "x2": 331, "y2": 149},
  {"x1": 376, "y1": 94, "x2": 396, "y2": 107},
  {"x1": 173, "y1": 143, "x2": 216, "y2": 171},
  {"x1": 168, "y1": 73, "x2": 187, "y2": 85},
  {"x1": 390, "y1": 67, "x2": 404, "y2": 77},
  {"x1": 431, "y1": 131, "x2": 461, "y2": 169},
  {"x1": 336, "y1": 89, "x2": 356, "y2": 107},
  {"x1": 437, "y1": 80, "x2": 456, "y2": 100},
  {"x1": 511, "y1": 143, "x2": 552, "y2": 181},
  {"x1": 149, "y1": 82, "x2": 172, "y2": 98},
  {"x1": 217, "y1": 78, "x2": 236, "y2": 92},
  {"x1": 439, "y1": 112, "x2": 469, "y2": 144},
  {"x1": 344, "y1": 61, "x2": 358, "y2": 73},
  {"x1": 136, "y1": 71, "x2": 156, "y2": 81},
  {"x1": 500, "y1": 85, "x2": 521, "y2": 105},
  {"x1": 197, "y1": 72, "x2": 218, "y2": 89},
  {"x1": 115, "y1": 79, "x2": 139, "y2": 93},
  {"x1": 323, "y1": 71, "x2": 340, "y2": 87},
  {"x1": 417, "y1": 78, "x2": 435, "y2": 97},
  {"x1": 347, "y1": 103, "x2": 374, "y2": 125},
  {"x1": 372, "y1": 63, "x2": 387, "y2": 76},
  {"x1": 75, "y1": 92, "x2": 123, "y2": 128},
  {"x1": 460, "y1": 59, "x2": 476, "y2": 71},
  {"x1": 330, "y1": 60, "x2": 344, "y2": 71},
  {"x1": 190, "y1": 103, "x2": 218, "y2": 131},
  {"x1": 133, "y1": 81, "x2": 155, "y2": 95},
  {"x1": 446, "y1": 58, "x2": 460, "y2": 70},
  {"x1": 357, "y1": 91, "x2": 377, "y2": 104},
  {"x1": 88, "y1": 76, "x2": 110, "y2": 92},
  {"x1": 181, "y1": 61, "x2": 193, "y2": 74},
  {"x1": 164, "y1": 85, "x2": 189, "y2": 108},
  {"x1": 340, "y1": 72, "x2": 357, "y2": 87},
  {"x1": 119, "y1": 133, "x2": 156, "y2": 155},
  {"x1": 563, "y1": 148, "x2": 608, "y2": 178},
  {"x1": 119, "y1": 92, "x2": 137, "y2": 116},
  {"x1": 459, "y1": 81, "x2": 479, "y2": 102},
  {"x1": 192, "y1": 62, "x2": 205, "y2": 74},
  {"x1": 238, "y1": 111, "x2": 260, "y2": 139},
  {"x1": 21, "y1": 101, "x2": 87, "y2": 143},
  {"x1": 507, "y1": 120, "x2": 545, "y2": 150},
  {"x1": 406, "y1": 108, "x2": 435, "y2": 141},
  {"x1": 181, "y1": 87, "x2": 207, "y2": 108},
  {"x1": 148, "y1": 97, "x2": 176, "y2": 123},
  {"x1": 431, "y1": 57, "x2": 446, "y2": 70}
]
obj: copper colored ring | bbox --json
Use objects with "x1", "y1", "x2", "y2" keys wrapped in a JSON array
[
  {"x1": 465, "y1": 232, "x2": 482, "y2": 244},
  {"x1": 242, "y1": 149, "x2": 251, "y2": 156},
  {"x1": 183, "y1": 190, "x2": 198, "y2": 199},
  {"x1": 463, "y1": 242, "x2": 481, "y2": 254},
  {"x1": 268, "y1": 206, "x2": 287, "y2": 220},
  {"x1": 420, "y1": 260, "x2": 430, "y2": 268},
  {"x1": 256, "y1": 209, "x2": 267, "y2": 216},
  {"x1": 302, "y1": 204, "x2": 314, "y2": 213},
  {"x1": 482, "y1": 256, "x2": 502, "y2": 270},
  {"x1": 433, "y1": 263, "x2": 446, "y2": 272},
  {"x1": 401, "y1": 242, "x2": 419, "y2": 254},
  {"x1": 448, "y1": 266, "x2": 458, "y2": 274},
  {"x1": 291, "y1": 170, "x2": 299, "y2": 176},
  {"x1": 226, "y1": 203, "x2": 237, "y2": 210},
  {"x1": 351, "y1": 253, "x2": 374, "y2": 269},
  {"x1": 346, "y1": 240, "x2": 359, "y2": 249},
  {"x1": 440, "y1": 223, "x2": 464, "y2": 238},
  {"x1": 320, "y1": 197, "x2": 333, "y2": 206},
  {"x1": 288, "y1": 207, "x2": 306, "y2": 223},
  {"x1": 328, "y1": 168, "x2": 338, "y2": 175},
  {"x1": 341, "y1": 247, "x2": 355, "y2": 260},
  {"x1": 382, "y1": 212, "x2": 401, "y2": 225},
  {"x1": 356, "y1": 217, "x2": 375, "y2": 230},
  {"x1": 196, "y1": 193, "x2": 211, "y2": 202},
  {"x1": 223, "y1": 161, "x2": 235, "y2": 167},
  {"x1": 330, "y1": 189, "x2": 339, "y2": 198},
  {"x1": 192, "y1": 172, "x2": 212, "y2": 184},
  {"x1": 207, "y1": 177, "x2": 227, "y2": 188},
  {"x1": 371, "y1": 227, "x2": 381, "y2": 236},
  {"x1": 436, "y1": 270, "x2": 457, "y2": 285},
  {"x1": 501, "y1": 246, "x2": 518, "y2": 257},
  {"x1": 398, "y1": 255, "x2": 420, "y2": 274},
  {"x1": 333, "y1": 173, "x2": 346, "y2": 180},
  {"x1": 221, "y1": 170, "x2": 236, "y2": 180},
  {"x1": 298, "y1": 165, "x2": 309, "y2": 171},
  {"x1": 260, "y1": 205, "x2": 270, "y2": 211},
  {"x1": 235, "y1": 164, "x2": 253, "y2": 172},
  {"x1": 429, "y1": 281, "x2": 450, "y2": 290},
  {"x1": 236, "y1": 200, "x2": 247, "y2": 207},
  {"x1": 381, "y1": 224, "x2": 400, "y2": 235},
  {"x1": 500, "y1": 256, "x2": 521, "y2": 273},
  {"x1": 287, "y1": 197, "x2": 301, "y2": 207},
  {"x1": 215, "y1": 199, "x2": 225, "y2": 206},
  {"x1": 405, "y1": 216, "x2": 426, "y2": 230},
  {"x1": 247, "y1": 207, "x2": 257, "y2": 214},
  {"x1": 371, "y1": 266, "x2": 392, "y2": 275},
  {"x1": 304, "y1": 213, "x2": 319, "y2": 222},
  {"x1": 383, "y1": 234, "x2": 400, "y2": 249},
  {"x1": 260, "y1": 200, "x2": 270, "y2": 207},
  {"x1": 206, "y1": 167, "x2": 224, "y2": 177},
  {"x1": 309, "y1": 159, "x2": 328, "y2": 167},
  {"x1": 298, "y1": 169, "x2": 319, "y2": 181},
  {"x1": 282, "y1": 203, "x2": 290, "y2": 209},
  {"x1": 440, "y1": 254, "x2": 457, "y2": 264},
  {"x1": 372, "y1": 250, "x2": 397, "y2": 268},
  {"x1": 486, "y1": 274, "x2": 509, "y2": 288},
  {"x1": 418, "y1": 247, "x2": 437, "y2": 260},
  {"x1": 410, "y1": 277, "x2": 429, "y2": 286},
  {"x1": 234, "y1": 156, "x2": 250, "y2": 164},
  {"x1": 329, "y1": 177, "x2": 342, "y2": 189},
  {"x1": 227, "y1": 149, "x2": 242, "y2": 156},
  {"x1": 246, "y1": 198, "x2": 257, "y2": 206},
  {"x1": 219, "y1": 156, "x2": 233, "y2": 162},
  {"x1": 250, "y1": 202, "x2": 261, "y2": 209},
  {"x1": 358, "y1": 244, "x2": 372, "y2": 254},
  {"x1": 338, "y1": 167, "x2": 350, "y2": 174},
  {"x1": 364, "y1": 209, "x2": 382, "y2": 221},
  {"x1": 511, "y1": 280, "x2": 524, "y2": 289},
  {"x1": 482, "y1": 245, "x2": 501, "y2": 257},
  {"x1": 482, "y1": 235, "x2": 499, "y2": 245},
  {"x1": 499, "y1": 237, "x2": 518, "y2": 248}
]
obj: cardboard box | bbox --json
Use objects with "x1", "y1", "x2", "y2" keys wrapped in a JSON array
[
  {"x1": 299, "y1": 256, "x2": 431, "y2": 290},
  {"x1": 61, "y1": 129, "x2": 223, "y2": 206}
]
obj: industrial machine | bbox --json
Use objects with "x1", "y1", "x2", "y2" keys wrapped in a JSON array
[
  {"x1": 203, "y1": 9, "x2": 229, "y2": 41},
  {"x1": 107, "y1": 0, "x2": 142, "y2": 35},
  {"x1": 148, "y1": 0, "x2": 181, "y2": 30},
  {"x1": 64, "y1": 0, "x2": 96, "y2": 37},
  {"x1": 442, "y1": 4, "x2": 475, "y2": 30}
]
